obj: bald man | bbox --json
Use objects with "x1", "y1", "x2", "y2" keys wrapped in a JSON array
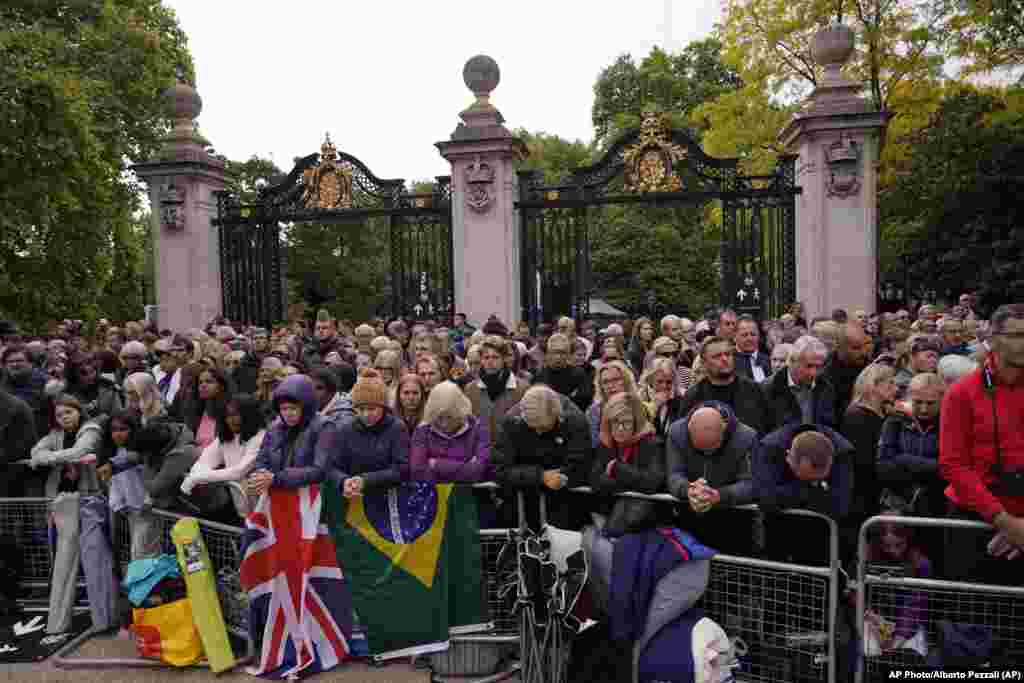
[
  {"x1": 822, "y1": 321, "x2": 873, "y2": 419},
  {"x1": 666, "y1": 401, "x2": 758, "y2": 554}
]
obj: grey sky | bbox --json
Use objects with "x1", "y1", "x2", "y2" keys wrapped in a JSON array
[{"x1": 165, "y1": 0, "x2": 720, "y2": 182}]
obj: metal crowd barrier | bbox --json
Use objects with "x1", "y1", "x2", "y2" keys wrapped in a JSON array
[
  {"x1": 0, "y1": 481, "x2": 840, "y2": 681},
  {"x1": 0, "y1": 497, "x2": 57, "y2": 604},
  {"x1": 470, "y1": 484, "x2": 841, "y2": 683},
  {"x1": 855, "y1": 515, "x2": 1024, "y2": 683}
]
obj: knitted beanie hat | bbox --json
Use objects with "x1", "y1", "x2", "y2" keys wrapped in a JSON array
[{"x1": 351, "y1": 367, "x2": 388, "y2": 407}]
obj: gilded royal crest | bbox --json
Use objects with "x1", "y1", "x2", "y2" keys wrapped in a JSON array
[
  {"x1": 302, "y1": 134, "x2": 353, "y2": 209},
  {"x1": 623, "y1": 112, "x2": 687, "y2": 193}
]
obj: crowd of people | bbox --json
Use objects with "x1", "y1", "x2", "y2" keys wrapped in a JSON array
[{"x1": 0, "y1": 294, "x2": 1021, "y2": 656}]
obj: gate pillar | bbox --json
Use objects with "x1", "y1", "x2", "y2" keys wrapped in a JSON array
[
  {"x1": 780, "y1": 24, "x2": 891, "y2": 318},
  {"x1": 437, "y1": 56, "x2": 527, "y2": 329},
  {"x1": 133, "y1": 77, "x2": 226, "y2": 332}
]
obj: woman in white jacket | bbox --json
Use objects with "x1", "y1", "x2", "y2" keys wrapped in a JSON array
[{"x1": 181, "y1": 393, "x2": 266, "y2": 523}]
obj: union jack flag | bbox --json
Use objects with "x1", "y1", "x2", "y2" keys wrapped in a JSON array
[{"x1": 240, "y1": 486, "x2": 353, "y2": 679}]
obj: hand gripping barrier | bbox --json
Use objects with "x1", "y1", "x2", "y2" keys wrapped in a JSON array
[
  {"x1": 470, "y1": 483, "x2": 841, "y2": 683},
  {"x1": 855, "y1": 515, "x2": 1024, "y2": 683},
  {"x1": 7, "y1": 480, "x2": 841, "y2": 681}
]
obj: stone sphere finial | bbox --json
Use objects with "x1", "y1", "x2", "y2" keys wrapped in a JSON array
[
  {"x1": 463, "y1": 55, "x2": 500, "y2": 103},
  {"x1": 811, "y1": 22, "x2": 855, "y2": 84},
  {"x1": 164, "y1": 78, "x2": 202, "y2": 122}
]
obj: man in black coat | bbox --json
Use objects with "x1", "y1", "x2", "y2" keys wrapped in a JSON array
[
  {"x1": 677, "y1": 336, "x2": 766, "y2": 434},
  {"x1": 821, "y1": 322, "x2": 872, "y2": 420},
  {"x1": 492, "y1": 385, "x2": 592, "y2": 530},
  {"x1": 531, "y1": 333, "x2": 594, "y2": 412},
  {"x1": 234, "y1": 327, "x2": 271, "y2": 394},
  {"x1": 762, "y1": 335, "x2": 837, "y2": 433},
  {"x1": 0, "y1": 385, "x2": 37, "y2": 496}
]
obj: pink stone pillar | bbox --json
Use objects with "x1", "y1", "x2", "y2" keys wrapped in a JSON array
[
  {"x1": 780, "y1": 24, "x2": 891, "y2": 318},
  {"x1": 437, "y1": 56, "x2": 527, "y2": 329},
  {"x1": 133, "y1": 80, "x2": 227, "y2": 332}
]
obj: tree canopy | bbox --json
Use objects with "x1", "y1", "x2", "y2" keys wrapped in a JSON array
[
  {"x1": 0, "y1": 0, "x2": 192, "y2": 329},
  {"x1": 881, "y1": 85, "x2": 1024, "y2": 310}
]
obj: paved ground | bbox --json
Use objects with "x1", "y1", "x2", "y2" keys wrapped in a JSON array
[{"x1": 0, "y1": 630, "x2": 431, "y2": 683}]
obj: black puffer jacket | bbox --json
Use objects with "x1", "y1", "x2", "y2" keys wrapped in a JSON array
[
  {"x1": 492, "y1": 395, "x2": 592, "y2": 529},
  {"x1": 589, "y1": 435, "x2": 670, "y2": 536}
]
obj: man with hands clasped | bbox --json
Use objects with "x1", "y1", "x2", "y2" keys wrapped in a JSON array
[
  {"x1": 492, "y1": 385, "x2": 592, "y2": 530},
  {"x1": 666, "y1": 401, "x2": 758, "y2": 555}
]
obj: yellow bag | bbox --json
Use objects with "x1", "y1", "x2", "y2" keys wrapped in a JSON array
[{"x1": 131, "y1": 598, "x2": 204, "y2": 666}]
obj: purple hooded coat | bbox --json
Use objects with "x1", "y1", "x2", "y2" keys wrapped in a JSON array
[
  {"x1": 407, "y1": 415, "x2": 491, "y2": 483},
  {"x1": 252, "y1": 374, "x2": 335, "y2": 489}
]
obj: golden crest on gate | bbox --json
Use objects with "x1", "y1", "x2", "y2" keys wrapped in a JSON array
[
  {"x1": 623, "y1": 112, "x2": 687, "y2": 193},
  {"x1": 302, "y1": 134, "x2": 353, "y2": 209}
]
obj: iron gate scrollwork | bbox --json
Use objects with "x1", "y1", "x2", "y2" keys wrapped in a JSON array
[
  {"x1": 215, "y1": 135, "x2": 453, "y2": 326},
  {"x1": 515, "y1": 112, "x2": 799, "y2": 326}
]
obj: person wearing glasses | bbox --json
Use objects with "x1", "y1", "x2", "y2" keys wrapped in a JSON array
[
  {"x1": 151, "y1": 335, "x2": 188, "y2": 407},
  {"x1": 587, "y1": 361, "x2": 644, "y2": 448},
  {"x1": 941, "y1": 304, "x2": 1024, "y2": 584},
  {"x1": 117, "y1": 341, "x2": 150, "y2": 385}
]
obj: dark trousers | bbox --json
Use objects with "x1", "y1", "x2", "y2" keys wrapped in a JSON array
[
  {"x1": 677, "y1": 506, "x2": 760, "y2": 557},
  {"x1": 943, "y1": 503, "x2": 1022, "y2": 585},
  {"x1": 763, "y1": 512, "x2": 833, "y2": 566}
]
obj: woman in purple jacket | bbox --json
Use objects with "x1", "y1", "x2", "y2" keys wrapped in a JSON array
[
  {"x1": 408, "y1": 381, "x2": 491, "y2": 483},
  {"x1": 245, "y1": 374, "x2": 334, "y2": 498}
]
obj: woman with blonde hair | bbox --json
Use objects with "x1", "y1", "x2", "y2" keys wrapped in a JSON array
[
  {"x1": 589, "y1": 393, "x2": 664, "y2": 535},
  {"x1": 587, "y1": 360, "x2": 644, "y2": 447},
  {"x1": 639, "y1": 357, "x2": 687, "y2": 438},
  {"x1": 407, "y1": 381, "x2": 490, "y2": 483},
  {"x1": 841, "y1": 363, "x2": 898, "y2": 535}
]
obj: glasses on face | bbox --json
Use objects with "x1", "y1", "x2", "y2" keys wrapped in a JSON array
[{"x1": 611, "y1": 419, "x2": 634, "y2": 431}]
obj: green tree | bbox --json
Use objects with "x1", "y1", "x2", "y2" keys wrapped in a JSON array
[
  {"x1": 702, "y1": 0, "x2": 948, "y2": 175},
  {"x1": 514, "y1": 130, "x2": 594, "y2": 183},
  {"x1": 591, "y1": 39, "x2": 743, "y2": 149},
  {"x1": 0, "y1": 0, "x2": 193, "y2": 330},
  {"x1": 881, "y1": 85, "x2": 1024, "y2": 308}
]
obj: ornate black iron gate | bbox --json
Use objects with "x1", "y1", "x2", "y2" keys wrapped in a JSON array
[
  {"x1": 215, "y1": 136, "x2": 453, "y2": 326},
  {"x1": 516, "y1": 112, "x2": 798, "y2": 323}
]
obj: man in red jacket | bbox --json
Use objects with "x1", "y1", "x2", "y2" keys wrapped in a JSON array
[{"x1": 940, "y1": 304, "x2": 1024, "y2": 583}]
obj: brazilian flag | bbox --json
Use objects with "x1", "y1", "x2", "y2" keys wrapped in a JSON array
[{"x1": 323, "y1": 482, "x2": 486, "y2": 657}]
